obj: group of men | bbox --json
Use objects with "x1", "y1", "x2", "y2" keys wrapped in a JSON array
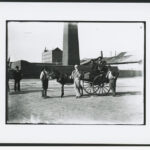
[
  {"x1": 71, "y1": 58, "x2": 118, "y2": 98},
  {"x1": 39, "y1": 59, "x2": 118, "y2": 98},
  {"x1": 11, "y1": 59, "x2": 118, "y2": 98},
  {"x1": 39, "y1": 65, "x2": 83, "y2": 98},
  {"x1": 71, "y1": 63, "x2": 117, "y2": 98}
]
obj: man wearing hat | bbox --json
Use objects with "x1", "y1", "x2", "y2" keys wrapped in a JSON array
[
  {"x1": 13, "y1": 66, "x2": 22, "y2": 92},
  {"x1": 71, "y1": 65, "x2": 83, "y2": 98}
]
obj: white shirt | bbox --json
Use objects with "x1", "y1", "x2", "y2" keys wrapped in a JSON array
[
  {"x1": 71, "y1": 69, "x2": 81, "y2": 80},
  {"x1": 40, "y1": 71, "x2": 49, "y2": 80},
  {"x1": 107, "y1": 71, "x2": 115, "y2": 80}
]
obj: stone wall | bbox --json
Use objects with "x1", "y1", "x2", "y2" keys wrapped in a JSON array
[{"x1": 9, "y1": 60, "x2": 143, "y2": 79}]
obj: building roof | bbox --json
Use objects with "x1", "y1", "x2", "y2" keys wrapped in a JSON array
[
  {"x1": 43, "y1": 47, "x2": 62, "y2": 53},
  {"x1": 81, "y1": 52, "x2": 142, "y2": 65},
  {"x1": 52, "y1": 47, "x2": 62, "y2": 52}
]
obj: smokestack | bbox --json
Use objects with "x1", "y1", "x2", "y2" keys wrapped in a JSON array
[{"x1": 63, "y1": 23, "x2": 80, "y2": 66}]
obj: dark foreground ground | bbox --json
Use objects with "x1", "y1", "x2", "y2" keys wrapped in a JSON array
[{"x1": 7, "y1": 77, "x2": 144, "y2": 124}]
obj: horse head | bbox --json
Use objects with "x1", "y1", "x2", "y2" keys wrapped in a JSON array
[{"x1": 49, "y1": 69, "x2": 60, "y2": 80}]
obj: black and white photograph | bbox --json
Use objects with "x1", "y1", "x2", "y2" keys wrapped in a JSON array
[
  {"x1": 1, "y1": 1, "x2": 150, "y2": 145},
  {"x1": 6, "y1": 21, "x2": 145, "y2": 125}
]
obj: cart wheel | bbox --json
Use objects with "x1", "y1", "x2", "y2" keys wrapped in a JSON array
[
  {"x1": 83, "y1": 80, "x2": 94, "y2": 95},
  {"x1": 93, "y1": 75, "x2": 110, "y2": 96}
]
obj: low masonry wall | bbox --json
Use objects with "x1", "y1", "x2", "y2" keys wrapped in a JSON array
[{"x1": 9, "y1": 60, "x2": 142, "y2": 79}]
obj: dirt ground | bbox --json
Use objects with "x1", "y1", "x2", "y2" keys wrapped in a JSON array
[{"x1": 7, "y1": 77, "x2": 144, "y2": 124}]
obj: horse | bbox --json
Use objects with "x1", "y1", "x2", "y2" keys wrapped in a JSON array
[{"x1": 49, "y1": 69, "x2": 83, "y2": 98}]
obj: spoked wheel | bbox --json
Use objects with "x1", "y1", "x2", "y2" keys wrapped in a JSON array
[
  {"x1": 93, "y1": 75, "x2": 110, "y2": 96},
  {"x1": 83, "y1": 80, "x2": 94, "y2": 95}
]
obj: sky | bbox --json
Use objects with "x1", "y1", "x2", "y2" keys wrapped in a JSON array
[{"x1": 8, "y1": 22, "x2": 144, "y2": 62}]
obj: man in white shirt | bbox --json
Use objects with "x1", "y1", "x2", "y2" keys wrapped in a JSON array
[
  {"x1": 40, "y1": 67, "x2": 49, "y2": 98},
  {"x1": 71, "y1": 65, "x2": 83, "y2": 98},
  {"x1": 106, "y1": 66, "x2": 117, "y2": 96}
]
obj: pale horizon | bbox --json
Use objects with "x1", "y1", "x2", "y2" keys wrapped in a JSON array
[{"x1": 8, "y1": 22, "x2": 144, "y2": 62}]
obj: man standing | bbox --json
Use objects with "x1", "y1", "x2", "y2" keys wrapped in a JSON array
[
  {"x1": 40, "y1": 67, "x2": 49, "y2": 98},
  {"x1": 13, "y1": 66, "x2": 22, "y2": 92},
  {"x1": 106, "y1": 66, "x2": 117, "y2": 96},
  {"x1": 71, "y1": 65, "x2": 83, "y2": 98}
]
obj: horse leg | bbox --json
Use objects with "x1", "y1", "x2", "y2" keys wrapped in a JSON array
[
  {"x1": 80, "y1": 80, "x2": 83, "y2": 96},
  {"x1": 61, "y1": 84, "x2": 64, "y2": 98}
]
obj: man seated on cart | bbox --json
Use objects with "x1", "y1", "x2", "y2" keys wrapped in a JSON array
[
  {"x1": 90, "y1": 57, "x2": 108, "y2": 81},
  {"x1": 98, "y1": 60, "x2": 108, "y2": 73},
  {"x1": 83, "y1": 57, "x2": 108, "y2": 81}
]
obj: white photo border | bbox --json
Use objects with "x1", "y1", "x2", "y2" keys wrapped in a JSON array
[{"x1": 0, "y1": 2, "x2": 149, "y2": 145}]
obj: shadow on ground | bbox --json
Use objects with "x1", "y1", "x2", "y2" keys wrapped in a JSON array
[
  {"x1": 9, "y1": 90, "x2": 142, "y2": 98},
  {"x1": 9, "y1": 89, "x2": 42, "y2": 95},
  {"x1": 115, "y1": 91, "x2": 142, "y2": 96}
]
